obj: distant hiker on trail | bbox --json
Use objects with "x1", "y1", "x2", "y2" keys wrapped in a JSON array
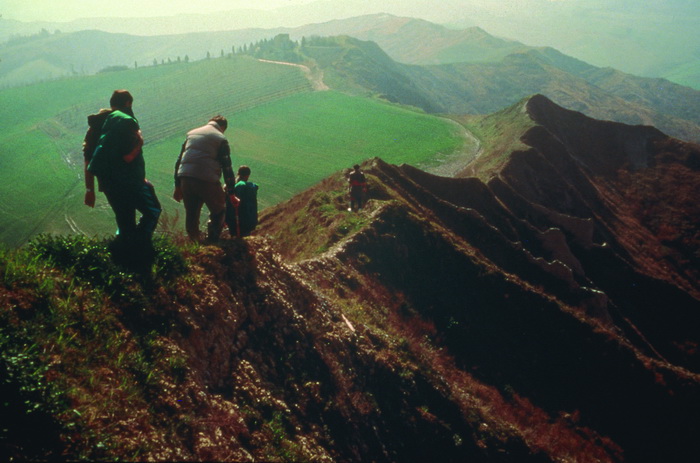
[
  {"x1": 173, "y1": 115, "x2": 237, "y2": 243},
  {"x1": 347, "y1": 164, "x2": 367, "y2": 211},
  {"x1": 85, "y1": 90, "x2": 162, "y2": 257},
  {"x1": 225, "y1": 165, "x2": 259, "y2": 237}
]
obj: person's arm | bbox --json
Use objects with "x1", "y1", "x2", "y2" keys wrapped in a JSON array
[
  {"x1": 217, "y1": 139, "x2": 236, "y2": 192},
  {"x1": 217, "y1": 140, "x2": 239, "y2": 206},
  {"x1": 84, "y1": 165, "x2": 96, "y2": 207},
  {"x1": 173, "y1": 140, "x2": 186, "y2": 202},
  {"x1": 82, "y1": 126, "x2": 97, "y2": 207},
  {"x1": 122, "y1": 128, "x2": 143, "y2": 163}
]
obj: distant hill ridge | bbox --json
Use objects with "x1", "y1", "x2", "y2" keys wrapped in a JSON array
[
  {"x1": 5, "y1": 0, "x2": 700, "y2": 85},
  {"x1": 242, "y1": 27, "x2": 700, "y2": 143},
  {"x1": 3, "y1": 13, "x2": 700, "y2": 141},
  {"x1": 302, "y1": 31, "x2": 700, "y2": 143},
  {"x1": 290, "y1": 14, "x2": 530, "y2": 65}
]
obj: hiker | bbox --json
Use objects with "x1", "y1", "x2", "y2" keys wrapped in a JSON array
[
  {"x1": 225, "y1": 165, "x2": 259, "y2": 237},
  {"x1": 173, "y1": 115, "x2": 237, "y2": 242},
  {"x1": 347, "y1": 164, "x2": 367, "y2": 211},
  {"x1": 85, "y1": 90, "x2": 162, "y2": 248}
]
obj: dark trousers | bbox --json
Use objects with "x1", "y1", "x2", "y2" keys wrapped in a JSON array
[
  {"x1": 225, "y1": 198, "x2": 256, "y2": 237},
  {"x1": 350, "y1": 188, "x2": 365, "y2": 210},
  {"x1": 104, "y1": 180, "x2": 161, "y2": 240},
  {"x1": 179, "y1": 177, "x2": 226, "y2": 241}
]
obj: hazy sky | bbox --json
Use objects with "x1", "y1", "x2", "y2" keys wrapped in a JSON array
[
  {"x1": 3, "y1": 0, "x2": 318, "y2": 22},
  {"x1": 2, "y1": 0, "x2": 573, "y2": 23}
]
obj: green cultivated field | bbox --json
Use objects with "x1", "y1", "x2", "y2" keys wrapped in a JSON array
[
  {"x1": 663, "y1": 61, "x2": 700, "y2": 91},
  {"x1": 0, "y1": 57, "x2": 465, "y2": 247}
]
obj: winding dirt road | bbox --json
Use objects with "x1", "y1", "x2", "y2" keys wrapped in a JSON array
[{"x1": 257, "y1": 59, "x2": 329, "y2": 91}]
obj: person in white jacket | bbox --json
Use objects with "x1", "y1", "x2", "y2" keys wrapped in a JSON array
[{"x1": 173, "y1": 116, "x2": 237, "y2": 242}]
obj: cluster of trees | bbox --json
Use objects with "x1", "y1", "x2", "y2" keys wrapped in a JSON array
[
  {"x1": 151, "y1": 55, "x2": 190, "y2": 67},
  {"x1": 301, "y1": 36, "x2": 344, "y2": 47},
  {"x1": 4, "y1": 28, "x2": 62, "y2": 46},
  {"x1": 95, "y1": 33, "x2": 343, "y2": 75},
  {"x1": 97, "y1": 56, "x2": 191, "y2": 74},
  {"x1": 230, "y1": 34, "x2": 345, "y2": 63},
  {"x1": 97, "y1": 65, "x2": 130, "y2": 74},
  {"x1": 149, "y1": 35, "x2": 303, "y2": 66},
  {"x1": 234, "y1": 34, "x2": 302, "y2": 63}
]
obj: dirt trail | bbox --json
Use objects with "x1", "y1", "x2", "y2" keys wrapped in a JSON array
[
  {"x1": 64, "y1": 214, "x2": 85, "y2": 235},
  {"x1": 422, "y1": 118, "x2": 482, "y2": 178},
  {"x1": 257, "y1": 59, "x2": 329, "y2": 91}
]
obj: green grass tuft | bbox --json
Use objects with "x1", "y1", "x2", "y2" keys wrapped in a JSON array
[{"x1": 0, "y1": 233, "x2": 195, "y2": 460}]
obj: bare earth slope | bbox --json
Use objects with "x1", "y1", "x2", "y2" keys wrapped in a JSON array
[{"x1": 259, "y1": 95, "x2": 700, "y2": 462}]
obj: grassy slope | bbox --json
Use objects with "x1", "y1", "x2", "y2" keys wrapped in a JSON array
[
  {"x1": 0, "y1": 56, "x2": 310, "y2": 245},
  {"x1": 147, "y1": 90, "x2": 464, "y2": 208},
  {"x1": 663, "y1": 61, "x2": 700, "y2": 91},
  {"x1": 0, "y1": 57, "x2": 465, "y2": 247},
  {"x1": 453, "y1": 98, "x2": 535, "y2": 179}
]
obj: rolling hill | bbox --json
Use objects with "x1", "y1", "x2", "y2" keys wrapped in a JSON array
[
  {"x1": 5, "y1": 14, "x2": 699, "y2": 143},
  {"x1": 0, "y1": 28, "x2": 288, "y2": 88},
  {"x1": 3, "y1": 0, "x2": 698, "y2": 86},
  {"x1": 287, "y1": 32, "x2": 700, "y2": 144},
  {"x1": 445, "y1": 0, "x2": 700, "y2": 80},
  {"x1": 289, "y1": 13, "x2": 531, "y2": 66}
]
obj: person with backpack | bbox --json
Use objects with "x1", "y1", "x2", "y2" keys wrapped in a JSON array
[
  {"x1": 85, "y1": 90, "x2": 162, "y2": 253},
  {"x1": 225, "y1": 165, "x2": 259, "y2": 237},
  {"x1": 82, "y1": 110, "x2": 111, "y2": 208},
  {"x1": 347, "y1": 164, "x2": 367, "y2": 211},
  {"x1": 173, "y1": 116, "x2": 237, "y2": 242}
]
